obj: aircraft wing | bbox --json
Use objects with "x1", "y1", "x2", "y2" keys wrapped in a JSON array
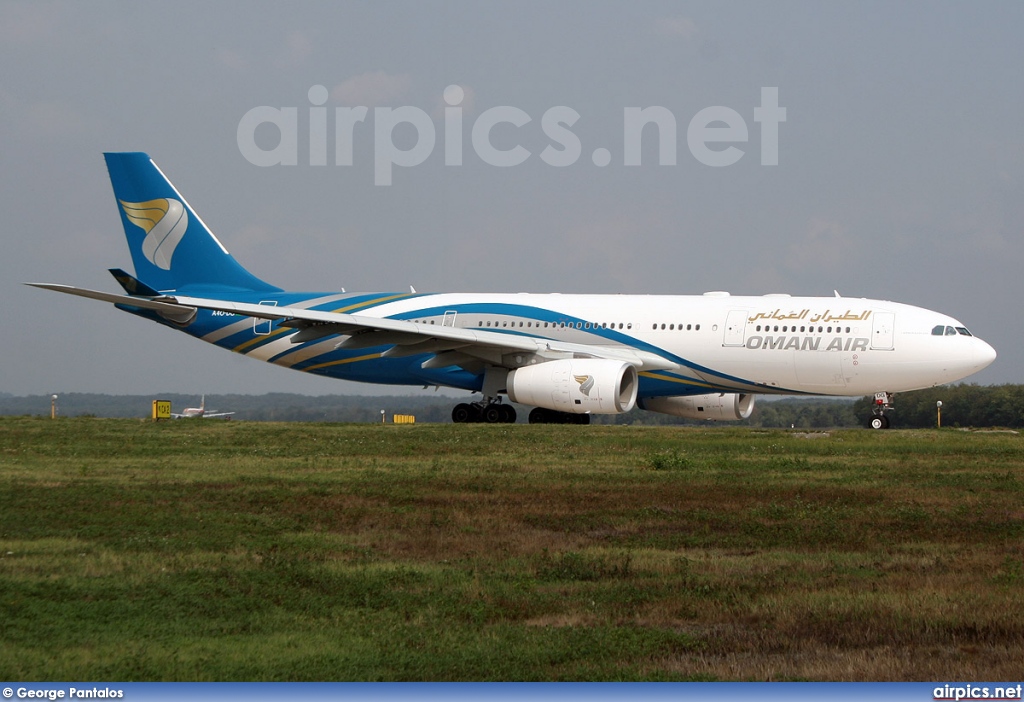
[
  {"x1": 201, "y1": 412, "x2": 235, "y2": 418},
  {"x1": 28, "y1": 284, "x2": 675, "y2": 372}
]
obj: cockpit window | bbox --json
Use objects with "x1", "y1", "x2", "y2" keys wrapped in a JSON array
[{"x1": 933, "y1": 324, "x2": 973, "y2": 337}]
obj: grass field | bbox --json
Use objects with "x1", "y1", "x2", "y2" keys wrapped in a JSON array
[{"x1": 1, "y1": 417, "x2": 1022, "y2": 681}]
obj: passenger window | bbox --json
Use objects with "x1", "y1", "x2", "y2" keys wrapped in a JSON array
[{"x1": 695, "y1": 324, "x2": 700, "y2": 330}]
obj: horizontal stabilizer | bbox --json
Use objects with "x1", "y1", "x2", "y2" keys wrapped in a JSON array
[{"x1": 25, "y1": 283, "x2": 197, "y2": 324}]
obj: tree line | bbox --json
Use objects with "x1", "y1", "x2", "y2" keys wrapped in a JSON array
[{"x1": 1, "y1": 385, "x2": 1020, "y2": 427}]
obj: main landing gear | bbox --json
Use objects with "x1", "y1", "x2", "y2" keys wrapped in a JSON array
[
  {"x1": 449, "y1": 402, "x2": 591, "y2": 424},
  {"x1": 452, "y1": 401, "x2": 517, "y2": 424},
  {"x1": 868, "y1": 391, "x2": 894, "y2": 429},
  {"x1": 453, "y1": 367, "x2": 520, "y2": 423}
]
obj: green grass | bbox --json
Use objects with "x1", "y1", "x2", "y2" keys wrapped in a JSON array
[{"x1": 1, "y1": 417, "x2": 1022, "y2": 680}]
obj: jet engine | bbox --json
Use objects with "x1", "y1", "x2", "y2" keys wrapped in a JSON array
[
  {"x1": 507, "y1": 359, "x2": 638, "y2": 414},
  {"x1": 638, "y1": 393, "x2": 755, "y2": 421}
]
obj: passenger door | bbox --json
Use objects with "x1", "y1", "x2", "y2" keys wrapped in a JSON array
[
  {"x1": 723, "y1": 310, "x2": 748, "y2": 347},
  {"x1": 871, "y1": 312, "x2": 895, "y2": 350}
]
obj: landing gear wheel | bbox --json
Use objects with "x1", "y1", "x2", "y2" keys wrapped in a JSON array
[
  {"x1": 483, "y1": 405, "x2": 502, "y2": 423},
  {"x1": 529, "y1": 408, "x2": 548, "y2": 424},
  {"x1": 452, "y1": 404, "x2": 473, "y2": 424},
  {"x1": 869, "y1": 415, "x2": 890, "y2": 430},
  {"x1": 499, "y1": 404, "x2": 516, "y2": 423}
]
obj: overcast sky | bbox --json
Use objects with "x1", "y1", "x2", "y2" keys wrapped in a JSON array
[{"x1": 2, "y1": 1, "x2": 1021, "y2": 397}]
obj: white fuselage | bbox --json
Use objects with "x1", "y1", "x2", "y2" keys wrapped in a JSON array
[{"x1": 336, "y1": 291, "x2": 996, "y2": 396}]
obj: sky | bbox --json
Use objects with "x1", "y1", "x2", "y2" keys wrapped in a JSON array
[{"x1": 2, "y1": 0, "x2": 1022, "y2": 397}]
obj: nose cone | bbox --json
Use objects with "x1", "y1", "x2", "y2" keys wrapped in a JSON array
[{"x1": 975, "y1": 338, "x2": 997, "y2": 370}]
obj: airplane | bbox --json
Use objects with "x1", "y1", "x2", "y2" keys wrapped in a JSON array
[
  {"x1": 171, "y1": 395, "x2": 234, "y2": 419},
  {"x1": 29, "y1": 152, "x2": 996, "y2": 429}
]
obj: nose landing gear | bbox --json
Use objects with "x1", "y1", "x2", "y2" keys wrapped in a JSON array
[{"x1": 868, "y1": 391, "x2": 894, "y2": 429}]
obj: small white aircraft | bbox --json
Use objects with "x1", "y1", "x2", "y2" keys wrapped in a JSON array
[
  {"x1": 30, "y1": 153, "x2": 996, "y2": 428},
  {"x1": 171, "y1": 395, "x2": 234, "y2": 419}
]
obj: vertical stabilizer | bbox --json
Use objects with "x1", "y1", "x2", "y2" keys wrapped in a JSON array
[{"x1": 104, "y1": 152, "x2": 280, "y2": 293}]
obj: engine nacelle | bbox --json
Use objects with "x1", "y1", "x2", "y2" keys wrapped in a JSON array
[
  {"x1": 638, "y1": 393, "x2": 755, "y2": 421},
  {"x1": 507, "y1": 359, "x2": 638, "y2": 414}
]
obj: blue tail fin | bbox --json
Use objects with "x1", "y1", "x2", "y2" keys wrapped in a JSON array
[{"x1": 104, "y1": 152, "x2": 280, "y2": 293}]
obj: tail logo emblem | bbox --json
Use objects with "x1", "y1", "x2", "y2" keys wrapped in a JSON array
[
  {"x1": 119, "y1": 198, "x2": 188, "y2": 270},
  {"x1": 574, "y1": 374, "x2": 595, "y2": 396}
]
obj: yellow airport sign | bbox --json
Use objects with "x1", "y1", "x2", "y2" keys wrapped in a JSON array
[{"x1": 152, "y1": 400, "x2": 172, "y2": 420}]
